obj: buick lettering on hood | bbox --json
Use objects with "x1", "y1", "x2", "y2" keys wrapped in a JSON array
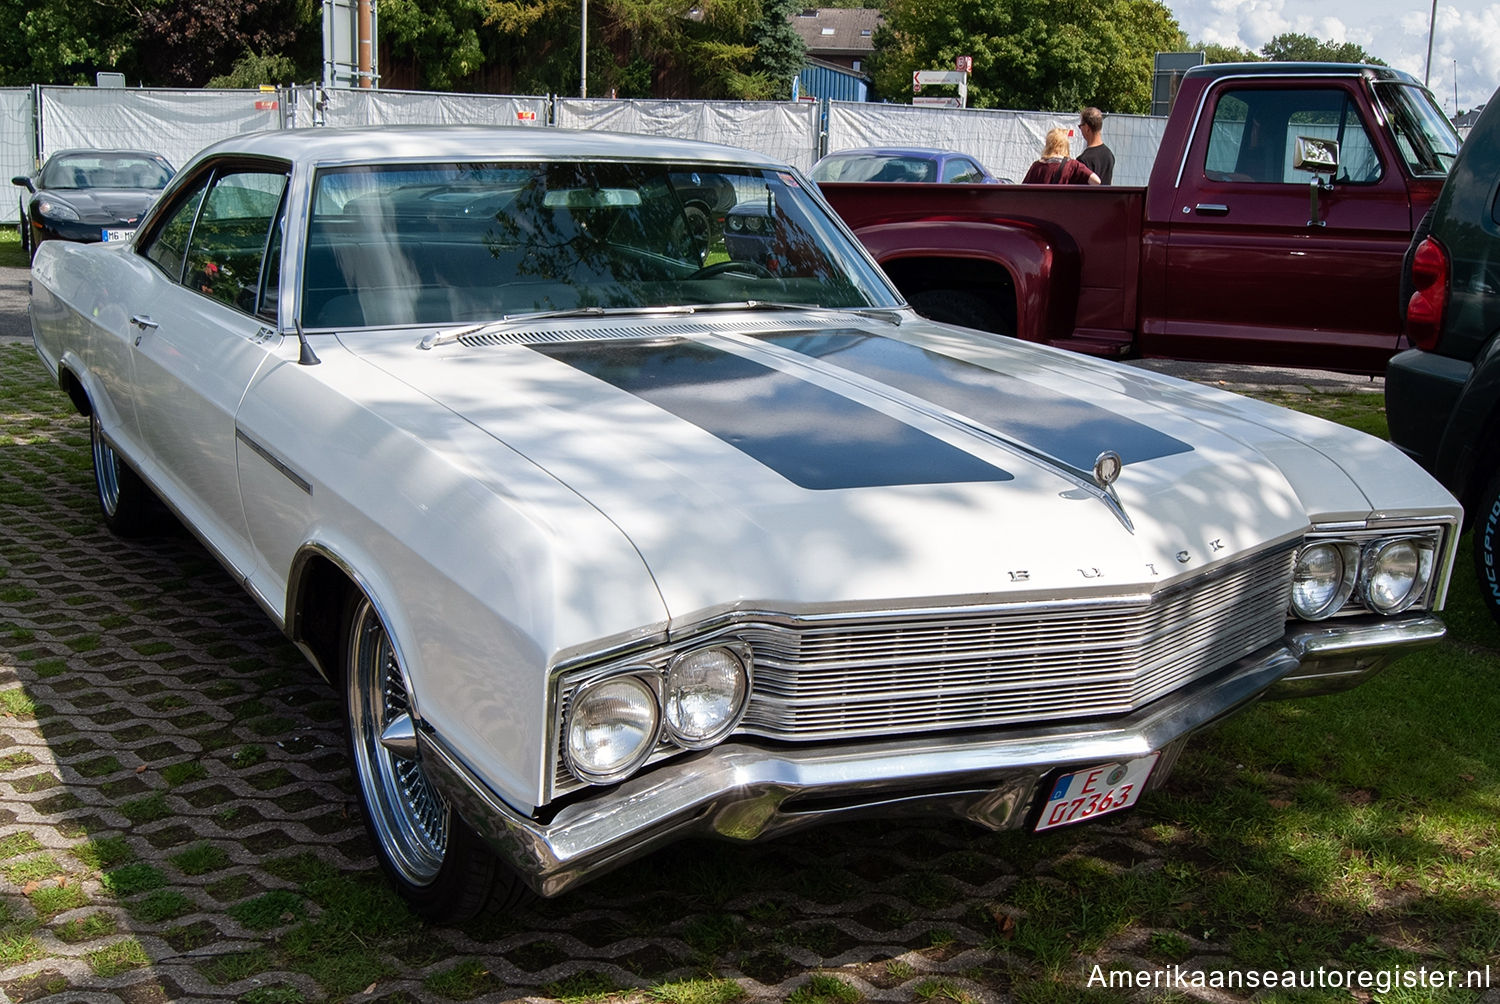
[{"x1": 27, "y1": 127, "x2": 1460, "y2": 921}]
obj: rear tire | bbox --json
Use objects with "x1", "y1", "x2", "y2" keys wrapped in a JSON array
[
  {"x1": 342, "y1": 593, "x2": 527, "y2": 923},
  {"x1": 90, "y1": 412, "x2": 157, "y2": 537},
  {"x1": 1472, "y1": 471, "x2": 1500, "y2": 626}
]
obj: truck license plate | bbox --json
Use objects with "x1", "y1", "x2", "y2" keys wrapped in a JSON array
[
  {"x1": 102, "y1": 228, "x2": 134, "y2": 243},
  {"x1": 1035, "y1": 753, "x2": 1159, "y2": 831}
]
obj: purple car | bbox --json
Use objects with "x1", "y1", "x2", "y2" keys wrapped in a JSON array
[{"x1": 810, "y1": 146, "x2": 1007, "y2": 184}]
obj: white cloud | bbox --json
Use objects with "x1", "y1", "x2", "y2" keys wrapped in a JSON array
[{"x1": 1169, "y1": 0, "x2": 1500, "y2": 112}]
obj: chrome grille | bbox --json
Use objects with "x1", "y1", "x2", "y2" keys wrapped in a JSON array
[
  {"x1": 550, "y1": 545, "x2": 1296, "y2": 795},
  {"x1": 738, "y1": 547, "x2": 1295, "y2": 739}
]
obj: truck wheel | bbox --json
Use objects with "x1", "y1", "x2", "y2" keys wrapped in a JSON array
[
  {"x1": 90, "y1": 412, "x2": 158, "y2": 537},
  {"x1": 907, "y1": 289, "x2": 1013, "y2": 337},
  {"x1": 1473, "y1": 472, "x2": 1500, "y2": 626},
  {"x1": 342, "y1": 593, "x2": 527, "y2": 922}
]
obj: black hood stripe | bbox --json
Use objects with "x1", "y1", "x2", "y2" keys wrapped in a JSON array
[
  {"x1": 533, "y1": 339, "x2": 1014, "y2": 491},
  {"x1": 759, "y1": 332, "x2": 1193, "y2": 468}
]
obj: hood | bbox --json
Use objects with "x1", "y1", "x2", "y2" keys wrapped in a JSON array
[
  {"x1": 342, "y1": 315, "x2": 1341, "y2": 622},
  {"x1": 35, "y1": 188, "x2": 159, "y2": 225}
]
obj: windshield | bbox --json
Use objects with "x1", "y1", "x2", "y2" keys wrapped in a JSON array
[
  {"x1": 1373, "y1": 82, "x2": 1460, "y2": 177},
  {"x1": 301, "y1": 161, "x2": 900, "y2": 329},
  {"x1": 812, "y1": 154, "x2": 939, "y2": 183},
  {"x1": 41, "y1": 153, "x2": 173, "y2": 191}
]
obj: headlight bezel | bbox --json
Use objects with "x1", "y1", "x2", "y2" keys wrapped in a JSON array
[
  {"x1": 555, "y1": 635, "x2": 756, "y2": 790},
  {"x1": 562, "y1": 670, "x2": 662, "y2": 785},
  {"x1": 1359, "y1": 536, "x2": 1435, "y2": 615},
  {"x1": 1291, "y1": 523, "x2": 1448, "y2": 621},
  {"x1": 662, "y1": 642, "x2": 753, "y2": 749},
  {"x1": 1289, "y1": 539, "x2": 1359, "y2": 620}
]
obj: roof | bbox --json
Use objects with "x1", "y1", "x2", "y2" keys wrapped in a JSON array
[
  {"x1": 790, "y1": 8, "x2": 881, "y2": 54},
  {"x1": 1182, "y1": 62, "x2": 1424, "y2": 87},
  {"x1": 185, "y1": 125, "x2": 786, "y2": 171}
]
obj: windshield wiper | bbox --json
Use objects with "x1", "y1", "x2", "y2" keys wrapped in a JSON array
[
  {"x1": 691, "y1": 301, "x2": 907, "y2": 325},
  {"x1": 419, "y1": 304, "x2": 696, "y2": 349}
]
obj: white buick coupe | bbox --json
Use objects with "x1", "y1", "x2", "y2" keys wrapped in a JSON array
[{"x1": 27, "y1": 126, "x2": 1461, "y2": 921}]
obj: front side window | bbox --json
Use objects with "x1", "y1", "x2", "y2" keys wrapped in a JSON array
[
  {"x1": 302, "y1": 160, "x2": 898, "y2": 329},
  {"x1": 142, "y1": 179, "x2": 209, "y2": 283},
  {"x1": 942, "y1": 158, "x2": 983, "y2": 183},
  {"x1": 1205, "y1": 87, "x2": 1384, "y2": 185},
  {"x1": 1373, "y1": 82, "x2": 1460, "y2": 177},
  {"x1": 183, "y1": 169, "x2": 289, "y2": 314}
]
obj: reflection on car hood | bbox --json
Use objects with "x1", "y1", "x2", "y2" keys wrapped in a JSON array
[
  {"x1": 344, "y1": 316, "x2": 1379, "y2": 621},
  {"x1": 34, "y1": 188, "x2": 158, "y2": 223}
]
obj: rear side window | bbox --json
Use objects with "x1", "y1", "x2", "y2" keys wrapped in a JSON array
[{"x1": 1205, "y1": 88, "x2": 1383, "y2": 185}]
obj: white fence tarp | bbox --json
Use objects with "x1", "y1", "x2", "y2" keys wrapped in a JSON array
[
  {"x1": 38, "y1": 87, "x2": 283, "y2": 174},
  {"x1": 827, "y1": 102, "x2": 1168, "y2": 186},
  {"x1": 557, "y1": 98, "x2": 821, "y2": 172},
  {"x1": 1, "y1": 88, "x2": 36, "y2": 224},
  {"x1": 290, "y1": 87, "x2": 549, "y2": 129}
]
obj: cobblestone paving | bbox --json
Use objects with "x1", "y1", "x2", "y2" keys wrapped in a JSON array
[{"x1": 2, "y1": 340, "x2": 1497, "y2": 1004}]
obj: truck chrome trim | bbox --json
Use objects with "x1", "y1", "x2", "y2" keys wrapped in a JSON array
[{"x1": 425, "y1": 613, "x2": 1442, "y2": 898}]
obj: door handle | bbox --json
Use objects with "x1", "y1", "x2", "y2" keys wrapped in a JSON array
[
  {"x1": 129, "y1": 314, "x2": 158, "y2": 346},
  {"x1": 1193, "y1": 203, "x2": 1230, "y2": 216}
]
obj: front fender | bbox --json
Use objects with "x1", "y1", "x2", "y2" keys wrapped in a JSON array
[{"x1": 852, "y1": 220, "x2": 1078, "y2": 344}]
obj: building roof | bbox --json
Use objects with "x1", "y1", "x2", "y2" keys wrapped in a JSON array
[{"x1": 791, "y1": 8, "x2": 882, "y2": 55}]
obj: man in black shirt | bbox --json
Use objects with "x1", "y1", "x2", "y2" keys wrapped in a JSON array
[{"x1": 1077, "y1": 107, "x2": 1115, "y2": 184}]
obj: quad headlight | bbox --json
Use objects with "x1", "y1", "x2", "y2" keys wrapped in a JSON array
[
  {"x1": 663, "y1": 644, "x2": 751, "y2": 748},
  {"x1": 1290, "y1": 530, "x2": 1441, "y2": 620},
  {"x1": 562, "y1": 641, "x2": 753, "y2": 786},
  {"x1": 564, "y1": 674, "x2": 659, "y2": 784}
]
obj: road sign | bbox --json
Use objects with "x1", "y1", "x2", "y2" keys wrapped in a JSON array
[
  {"x1": 956, "y1": 56, "x2": 973, "y2": 73},
  {"x1": 913, "y1": 96, "x2": 964, "y2": 108},
  {"x1": 913, "y1": 70, "x2": 966, "y2": 87}
]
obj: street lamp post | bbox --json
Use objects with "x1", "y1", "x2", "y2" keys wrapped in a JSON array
[
  {"x1": 580, "y1": 0, "x2": 588, "y2": 98},
  {"x1": 1424, "y1": 0, "x2": 1437, "y2": 86}
]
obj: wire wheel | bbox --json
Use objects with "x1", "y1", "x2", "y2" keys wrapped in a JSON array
[{"x1": 345, "y1": 597, "x2": 450, "y2": 886}]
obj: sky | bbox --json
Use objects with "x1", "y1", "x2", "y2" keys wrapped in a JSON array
[{"x1": 1167, "y1": 0, "x2": 1500, "y2": 114}]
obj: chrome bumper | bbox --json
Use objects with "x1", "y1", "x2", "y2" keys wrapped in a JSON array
[{"x1": 423, "y1": 615, "x2": 1444, "y2": 898}]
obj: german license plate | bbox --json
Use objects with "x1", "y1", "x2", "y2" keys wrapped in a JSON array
[
  {"x1": 1035, "y1": 753, "x2": 1159, "y2": 831},
  {"x1": 102, "y1": 228, "x2": 134, "y2": 243}
]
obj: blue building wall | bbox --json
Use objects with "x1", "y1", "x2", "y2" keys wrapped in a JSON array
[{"x1": 796, "y1": 65, "x2": 869, "y2": 103}]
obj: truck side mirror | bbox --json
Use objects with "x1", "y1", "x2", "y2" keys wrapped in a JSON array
[{"x1": 1293, "y1": 137, "x2": 1340, "y2": 227}]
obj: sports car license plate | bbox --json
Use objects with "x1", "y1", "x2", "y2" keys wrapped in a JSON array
[
  {"x1": 1035, "y1": 753, "x2": 1159, "y2": 831},
  {"x1": 102, "y1": 228, "x2": 134, "y2": 243}
]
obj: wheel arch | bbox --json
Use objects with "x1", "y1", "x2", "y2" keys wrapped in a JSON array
[{"x1": 852, "y1": 220, "x2": 1078, "y2": 343}]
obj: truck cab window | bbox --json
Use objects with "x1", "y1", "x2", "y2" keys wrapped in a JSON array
[{"x1": 1205, "y1": 88, "x2": 1383, "y2": 185}]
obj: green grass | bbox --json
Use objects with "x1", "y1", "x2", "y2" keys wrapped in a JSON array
[{"x1": 0, "y1": 227, "x2": 25, "y2": 269}]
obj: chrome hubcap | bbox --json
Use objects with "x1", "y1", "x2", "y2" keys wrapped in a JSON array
[
  {"x1": 91, "y1": 416, "x2": 121, "y2": 518},
  {"x1": 348, "y1": 599, "x2": 448, "y2": 885}
]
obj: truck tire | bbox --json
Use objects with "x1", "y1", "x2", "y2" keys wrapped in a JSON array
[
  {"x1": 1474, "y1": 471, "x2": 1500, "y2": 626},
  {"x1": 907, "y1": 289, "x2": 1013, "y2": 337}
]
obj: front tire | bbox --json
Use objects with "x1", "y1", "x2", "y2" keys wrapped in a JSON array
[
  {"x1": 342, "y1": 594, "x2": 522, "y2": 922},
  {"x1": 90, "y1": 412, "x2": 157, "y2": 536},
  {"x1": 1472, "y1": 471, "x2": 1500, "y2": 626}
]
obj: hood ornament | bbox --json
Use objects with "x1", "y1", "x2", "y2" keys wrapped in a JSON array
[{"x1": 1093, "y1": 450, "x2": 1123, "y2": 489}]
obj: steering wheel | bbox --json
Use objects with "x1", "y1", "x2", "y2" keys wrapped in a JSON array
[{"x1": 689, "y1": 259, "x2": 776, "y2": 280}]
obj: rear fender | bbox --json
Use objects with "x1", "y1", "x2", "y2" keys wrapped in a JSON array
[{"x1": 852, "y1": 220, "x2": 1077, "y2": 343}]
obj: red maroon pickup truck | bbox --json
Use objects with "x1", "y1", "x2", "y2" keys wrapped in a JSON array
[{"x1": 817, "y1": 62, "x2": 1460, "y2": 374}]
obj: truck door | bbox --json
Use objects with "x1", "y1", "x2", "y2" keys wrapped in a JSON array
[{"x1": 1153, "y1": 81, "x2": 1413, "y2": 373}]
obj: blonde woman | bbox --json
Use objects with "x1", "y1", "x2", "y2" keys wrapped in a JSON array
[{"x1": 1022, "y1": 127, "x2": 1101, "y2": 185}]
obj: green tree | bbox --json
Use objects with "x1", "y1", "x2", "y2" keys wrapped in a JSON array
[
  {"x1": 1260, "y1": 32, "x2": 1384, "y2": 65},
  {"x1": 870, "y1": 0, "x2": 1184, "y2": 113},
  {"x1": 748, "y1": 0, "x2": 808, "y2": 99}
]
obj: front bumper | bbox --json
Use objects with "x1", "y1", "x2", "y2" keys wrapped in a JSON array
[{"x1": 424, "y1": 614, "x2": 1443, "y2": 898}]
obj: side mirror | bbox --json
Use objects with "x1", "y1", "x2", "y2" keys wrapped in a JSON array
[
  {"x1": 11, "y1": 176, "x2": 34, "y2": 192},
  {"x1": 1293, "y1": 136, "x2": 1340, "y2": 174},
  {"x1": 1293, "y1": 137, "x2": 1340, "y2": 227}
]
